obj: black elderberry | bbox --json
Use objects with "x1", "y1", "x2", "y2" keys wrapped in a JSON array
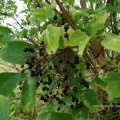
[
  {"x1": 74, "y1": 55, "x2": 79, "y2": 64},
  {"x1": 30, "y1": 70, "x2": 35, "y2": 77},
  {"x1": 54, "y1": 65, "x2": 58, "y2": 69},
  {"x1": 49, "y1": 66, "x2": 52, "y2": 70},
  {"x1": 43, "y1": 81, "x2": 47, "y2": 85},
  {"x1": 43, "y1": 98, "x2": 47, "y2": 102},
  {"x1": 42, "y1": 86, "x2": 46, "y2": 91},
  {"x1": 53, "y1": 15, "x2": 57, "y2": 20},
  {"x1": 64, "y1": 33, "x2": 69, "y2": 38},
  {"x1": 41, "y1": 96, "x2": 44, "y2": 100},
  {"x1": 23, "y1": 48, "x2": 28, "y2": 52},
  {"x1": 70, "y1": 104, "x2": 74, "y2": 109},
  {"x1": 36, "y1": 82, "x2": 40, "y2": 87},
  {"x1": 60, "y1": 14, "x2": 63, "y2": 17},
  {"x1": 76, "y1": 101, "x2": 84, "y2": 109},
  {"x1": 79, "y1": 79, "x2": 85, "y2": 84},
  {"x1": 57, "y1": 107, "x2": 60, "y2": 111},
  {"x1": 47, "y1": 81, "x2": 52, "y2": 85},
  {"x1": 73, "y1": 87, "x2": 77, "y2": 92},
  {"x1": 70, "y1": 63, "x2": 75, "y2": 68},
  {"x1": 29, "y1": 48, "x2": 34, "y2": 52},
  {"x1": 21, "y1": 64, "x2": 24, "y2": 68},
  {"x1": 40, "y1": 41, "x2": 44, "y2": 45},
  {"x1": 79, "y1": 73, "x2": 82, "y2": 77},
  {"x1": 21, "y1": 69, "x2": 25, "y2": 74},
  {"x1": 86, "y1": 62, "x2": 90, "y2": 69},
  {"x1": 40, "y1": 79, "x2": 43, "y2": 83},
  {"x1": 45, "y1": 94, "x2": 49, "y2": 99},
  {"x1": 64, "y1": 25, "x2": 69, "y2": 32},
  {"x1": 84, "y1": 82, "x2": 89, "y2": 89},
  {"x1": 58, "y1": 99, "x2": 64, "y2": 104}
]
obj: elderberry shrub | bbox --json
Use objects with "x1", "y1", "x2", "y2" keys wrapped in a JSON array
[{"x1": 23, "y1": 41, "x2": 90, "y2": 111}]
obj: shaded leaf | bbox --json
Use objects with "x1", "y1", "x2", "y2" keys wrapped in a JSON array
[
  {"x1": 0, "y1": 95, "x2": 9, "y2": 120},
  {"x1": 0, "y1": 72, "x2": 21, "y2": 96}
]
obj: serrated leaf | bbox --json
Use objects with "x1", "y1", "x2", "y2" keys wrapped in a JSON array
[
  {"x1": 21, "y1": 77, "x2": 36, "y2": 112},
  {"x1": 86, "y1": 10, "x2": 109, "y2": 34},
  {"x1": 66, "y1": 29, "x2": 90, "y2": 56},
  {"x1": 0, "y1": 95, "x2": 9, "y2": 120},
  {"x1": 1, "y1": 41, "x2": 33, "y2": 64},
  {"x1": 44, "y1": 25, "x2": 61, "y2": 54},
  {"x1": 82, "y1": 90, "x2": 103, "y2": 112},
  {"x1": 101, "y1": 33, "x2": 120, "y2": 53},
  {"x1": 0, "y1": 72, "x2": 21, "y2": 96}
]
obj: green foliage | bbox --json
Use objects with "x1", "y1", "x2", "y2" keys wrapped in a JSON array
[
  {"x1": 0, "y1": 73, "x2": 22, "y2": 96},
  {"x1": 1, "y1": 41, "x2": 33, "y2": 64},
  {"x1": 102, "y1": 33, "x2": 120, "y2": 53},
  {"x1": 0, "y1": 0, "x2": 120, "y2": 119},
  {"x1": 21, "y1": 77, "x2": 36, "y2": 112},
  {"x1": 104, "y1": 72, "x2": 120, "y2": 100},
  {"x1": 0, "y1": 95, "x2": 9, "y2": 120},
  {"x1": 43, "y1": 24, "x2": 61, "y2": 54}
]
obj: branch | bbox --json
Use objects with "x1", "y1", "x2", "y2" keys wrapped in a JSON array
[{"x1": 55, "y1": 0, "x2": 75, "y2": 29}]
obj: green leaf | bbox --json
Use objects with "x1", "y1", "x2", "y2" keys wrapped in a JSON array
[
  {"x1": 0, "y1": 26, "x2": 13, "y2": 35},
  {"x1": 91, "y1": 77, "x2": 107, "y2": 89},
  {"x1": 80, "y1": 107, "x2": 89, "y2": 120},
  {"x1": 0, "y1": 95, "x2": 9, "y2": 120},
  {"x1": 38, "y1": 112, "x2": 73, "y2": 120},
  {"x1": 68, "y1": 0, "x2": 74, "y2": 5},
  {"x1": 66, "y1": 29, "x2": 90, "y2": 56},
  {"x1": 81, "y1": 89, "x2": 103, "y2": 112},
  {"x1": 107, "y1": 6, "x2": 120, "y2": 12},
  {"x1": 31, "y1": 5, "x2": 54, "y2": 23},
  {"x1": 21, "y1": 76, "x2": 36, "y2": 112},
  {"x1": 43, "y1": 25, "x2": 61, "y2": 54},
  {"x1": 104, "y1": 72, "x2": 120, "y2": 100},
  {"x1": 86, "y1": 10, "x2": 109, "y2": 34},
  {"x1": 1, "y1": 41, "x2": 33, "y2": 64},
  {"x1": 101, "y1": 33, "x2": 120, "y2": 53},
  {"x1": 0, "y1": 72, "x2": 21, "y2": 96}
]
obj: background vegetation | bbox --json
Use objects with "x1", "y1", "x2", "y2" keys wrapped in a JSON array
[{"x1": 0, "y1": 0, "x2": 120, "y2": 120}]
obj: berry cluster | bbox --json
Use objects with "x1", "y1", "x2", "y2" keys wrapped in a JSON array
[
  {"x1": 64, "y1": 24, "x2": 69, "y2": 38},
  {"x1": 21, "y1": 25, "x2": 89, "y2": 111}
]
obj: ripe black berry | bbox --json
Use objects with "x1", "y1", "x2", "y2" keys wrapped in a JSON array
[
  {"x1": 53, "y1": 15, "x2": 57, "y2": 20},
  {"x1": 70, "y1": 63, "x2": 75, "y2": 68},
  {"x1": 40, "y1": 79, "x2": 43, "y2": 83},
  {"x1": 57, "y1": 107, "x2": 60, "y2": 111},
  {"x1": 41, "y1": 96, "x2": 44, "y2": 100},
  {"x1": 70, "y1": 104, "x2": 74, "y2": 109},
  {"x1": 49, "y1": 66, "x2": 52, "y2": 70},
  {"x1": 23, "y1": 48, "x2": 28, "y2": 52},
  {"x1": 74, "y1": 55, "x2": 79, "y2": 64},
  {"x1": 21, "y1": 64, "x2": 24, "y2": 68},
  {"x1": 21, "y1": 69, "x2": 25, "y2": 73},
  {"x1": 40, "y1": 41, "x2": 44, "y2": 45},
  {"x1": 79, "y1": 73, "x2": 82, "y2": 77},
  {"x1": 64, "y1": 33, "x2": 69, "y2": 38},
  {"x1": 64, "y1": 25, "x2": 69, "y2": 32},
  {"x1": 79, "y1": 79, "x2": 84, "y2": 84},
  {"x1": 73, "y1": 87, "x2": 77, "y2": 92}
]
